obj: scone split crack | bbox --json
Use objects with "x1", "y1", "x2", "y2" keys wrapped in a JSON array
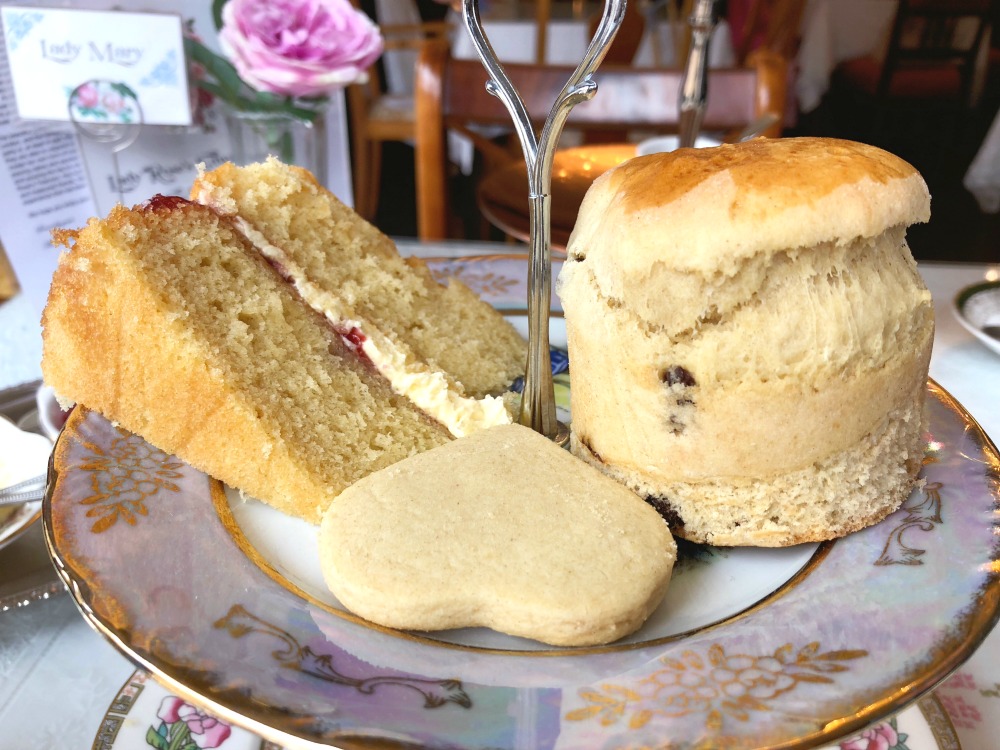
[{"x1": 565, "y1": 232, "x2": 929, "y2": 384}]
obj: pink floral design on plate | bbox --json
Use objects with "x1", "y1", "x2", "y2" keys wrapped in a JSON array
[
  {"x1": 147, "y1": 696, "x2": 233, "y2": 749},
  {"x1": 839, "y1": 718, "x2": 909, "y2": 750}
]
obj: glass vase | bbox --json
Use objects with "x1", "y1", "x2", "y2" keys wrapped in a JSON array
[{"x1": 224, "y1": 106, "x2": 328, "y2": 186}]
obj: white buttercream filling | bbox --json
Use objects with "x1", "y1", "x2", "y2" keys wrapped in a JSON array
[{"x1": 211, "y1": 206, "x2": 510, "y2": 438}]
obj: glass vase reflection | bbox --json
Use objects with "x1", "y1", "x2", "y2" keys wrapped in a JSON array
[{"x1": 224, "y1": 106, "x2": 328, "y2": 186}]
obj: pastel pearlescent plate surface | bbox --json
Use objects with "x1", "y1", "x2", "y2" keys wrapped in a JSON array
[
  {"x1": 95, "y1": 668, "x2": 962, "y2": 750},
  {"x1": 45, "y1": 379, "x2": 1000, "y2": 750}
]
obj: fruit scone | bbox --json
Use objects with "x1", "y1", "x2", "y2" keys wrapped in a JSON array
[{"x1": 558, "y1": 137, "x2": 934, "y2": 547}]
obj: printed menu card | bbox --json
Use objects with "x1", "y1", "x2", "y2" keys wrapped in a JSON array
[
  {"x1": 1, "y1": 6, "x2": 191, "y2": 126},
  {"x1": 0, "y1": 3, "x2": 224, "y2": 329}
]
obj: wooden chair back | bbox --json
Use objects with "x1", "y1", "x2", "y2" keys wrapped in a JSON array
[
  {"x1": 536, "y1": 0, "x2": 552, "y2": 63},
  {"x1": 876, "y1": 0, "x2": 992, "y2": 105},
  {"x1": 587, "y1": 1, "x2": 648, "y2": 66},
  {"x1": 345, "y1": 20, "x2": 451, "y2": 219},
  {"x1": 585, "y1": 1, "x2": 649, "y2": 144},
  {"x1": 414, "y1": 39, "x2": 787, "y2": 240},
  {"x1": 0, "y1": 240, "x2": 18, "y2": 301},
  {"x1": 832, "y1": 0, "x2": 993, "y2": 144}
]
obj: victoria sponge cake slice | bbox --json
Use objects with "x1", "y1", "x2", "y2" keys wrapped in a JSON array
[
  {"x1": 41, "y1": 196, "x2": 453, "y2": 523},
  {"x1": 557, "y1": 137, "x2": 934, "y2": 547}
]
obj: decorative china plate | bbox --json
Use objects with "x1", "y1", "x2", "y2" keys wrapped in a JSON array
[
  {"x1": 94, "y1": 668, "x2": 962, "y2": 750},
  {"x1": 44, "y1": 378, "x2": 1000, "y2": 750},
  {"x1": 953, "y1": 280, "x2": 1000, "y2": 357}
]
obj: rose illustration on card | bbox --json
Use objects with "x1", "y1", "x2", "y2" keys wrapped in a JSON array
[{"x1": 68, "y1": 80, "x2": 141, "y2": 124}]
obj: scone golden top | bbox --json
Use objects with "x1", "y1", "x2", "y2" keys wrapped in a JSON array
[
  {"x1": 319, "y1": 424, "x2": 676, "y2": 647},
  {"x1": 570, "y1": 137, "x2": 931, "y2": 280}
]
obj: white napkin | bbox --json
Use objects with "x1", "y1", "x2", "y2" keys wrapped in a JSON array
[
  {"x1": 965, "y1": 109, "x2": 1000, "y2": 214},
  {"x1": 0, "y1": 417, "x2": 52, "y2": 510}
]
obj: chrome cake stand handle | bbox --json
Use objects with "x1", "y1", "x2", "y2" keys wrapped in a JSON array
[
  {"x1": 678, "y1": 0, "x2": 720, "y2": 148},
  {"x1": 461, "y1": 0, "x2": 626, "y2": 441}
]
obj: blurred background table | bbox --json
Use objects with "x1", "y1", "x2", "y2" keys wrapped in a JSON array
[
  {"x1": 477, "y1": 144, "x2": 635, "y2": 248},
  {"x1": 447, "y1": 1, "x2": 736, "y2": 68}
]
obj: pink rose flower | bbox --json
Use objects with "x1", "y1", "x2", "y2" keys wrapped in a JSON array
[
  {"x1": 157, "y1": 697, "x2": 232, "y2": 748},
  {"x1": 76, "y1": 83, "x2": 99, "y2": 108},
  {"x1": 840, "y1": 722, "x2": 898, "y2": 750},
  {"x1": 219, "y1": 0, "x2": 384, "y2": 98}
]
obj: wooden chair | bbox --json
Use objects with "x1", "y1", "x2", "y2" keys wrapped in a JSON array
[
  {"x1": 0, "y1": 240, "x2": 18, "y2": 301},
  {"x1": 345, "y1": 20, "x2": 451, "y2": 221},
  {"x1": 536, "y1": 0, "x2": 552, "y2": 63},
  {"x1": 584, "y1": 1, "x2": 648, "y2": 144},
  {"x1": 588, "y1": 1, "x2": 647, "y2": 66},
  {"x1": 414, "y1": 38, "x2": 787, "y2": 242},
  {"x1": 831, "y1": 0, "x2": 993, "y2": 141}
]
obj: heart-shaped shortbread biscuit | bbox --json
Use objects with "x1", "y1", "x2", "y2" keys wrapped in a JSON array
[{"x1": 319, "y1": 423, "x2": 676, "y2": 646}]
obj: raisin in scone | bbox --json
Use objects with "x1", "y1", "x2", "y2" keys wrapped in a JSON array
[{"x1": 557, "y1": 137, "x2": 933, "y2": 547}]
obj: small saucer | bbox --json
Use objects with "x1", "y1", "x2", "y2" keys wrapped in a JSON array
[{"x1": 954, "y1": 280, "x2": 1000, "y2": 356}]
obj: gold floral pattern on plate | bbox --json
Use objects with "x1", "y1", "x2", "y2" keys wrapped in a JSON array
[
  {"x1": 568, "y1": 642, "x2": 867, "y2": 732},
  {"x1": 429, "y1": 264, "x2": 521, "y2": 298},
  {"x1": 877, "y1": 481, "x2": 944, "y2": 566},
  {"x1": 215, "y1": 605, "x2": 472, "y2": 709},
  {"x1": 76, "y1": 431, "x2": 183, "y2": 533}
]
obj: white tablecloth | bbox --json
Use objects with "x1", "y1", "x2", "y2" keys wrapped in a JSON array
[
  {"x1": 795, "y1": 0, "x2": 898, "y2": 113},
  {"x1": 0, "y1": 250, "x2": 999, "y2": 749}
]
